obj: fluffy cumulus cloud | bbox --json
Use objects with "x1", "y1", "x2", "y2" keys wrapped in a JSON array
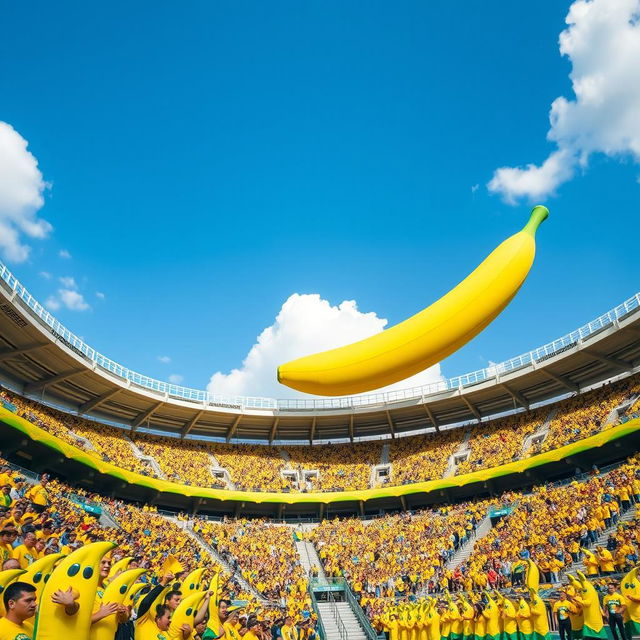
[
  {"x1": 0, "y1": 122, "x2": 51, "y2": 262},
  {"x1": 168, "y1": 374, "x2": 184, "y2": 384},
  {"x1": 45, "y1": 276, "x2": 91, "y2": 312},
  {"x1": 208, "y1": 293, "x2": 443, "y2": 399},
  {"x1": 489, "y1": 0, "x2": 640, "y2": 202}
]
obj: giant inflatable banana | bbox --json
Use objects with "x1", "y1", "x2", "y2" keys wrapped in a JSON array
[
  {"x1": 0, "y1": 568, "x2": 25, "y2": 616},
  {"x1": 168, "y1": 590, "x2": 206, "y2": 640},
  {"x1": 89, "y1": 567, "x2": 146, "y2": 640},
  {"x1": 278, "y1": 206, "x2": 549, "y2": 395},
  {"x1": 34, "y1": 540, "x2": 115, "y2": 640},
  {"x1": 620, "y1": 566, "x2": 640, "y2": 637},
  {"x1": 204, "y1": 572, "x2": 224, "y2": 638},
  {"x1": 482, "y1": 591, "x2": 501, "y2": 640},
  {"x1": 494, "y1": 591, "x2": 517, "y2": 640},
  {"x1": 106, "y1": 556, "x2": 131, "y2": 581}
]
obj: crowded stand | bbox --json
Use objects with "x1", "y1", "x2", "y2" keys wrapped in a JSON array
[
  {"x1": 285, "y1": 442, "x2": 381, "y2": 491},
  {"x1": 388, "y1": 429, "x2": 463, "y2": 485},
  {"x1": 193, "y1": 518, "x2": 310, "y2": 615},
  {"x1": 2, "y1": 373, "x2": 639, "y2": 496},
  {"x1": 455, "y1": 408, "x2": 547, "y2": 475}
]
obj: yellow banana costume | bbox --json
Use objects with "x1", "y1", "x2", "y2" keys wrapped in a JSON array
[
  {"x1": 168, "y1": 590, "x2": 206, "y2": 640},
  {"x1": 581, "y1": 549, "x2": 600, "y2": 577},
  {"x1": 458, "y1": 594, "x2": 475, "y2": 640},
  {"x1": 89, "y1": 567, "x2": 146, "y2": 640},
  {"x1": 525, "y1": 560, "x2": 540, "y2": 592},
  {"x1": 0, "y1": 568, "x2": 25, "y2": 617},
  {"x1": 20, "y1": 553, "x2": 64, "y2": 599},
  {"x1": 495, "y1": 591, "x2": 518, "y2": 640},
  {"x1": 516, "y1": 597, "x2": 533, "y2": 640},
  {"x1": 528, "y1": 587, "x2": 550, "y2": 640},
  {"x1": 135, "y1": 584, "x2": 170, "y2": 632},
  {"x1": 482, "y1": 592, "x2": 500, "y2": 640},
  {"x1": 446, "y1": 592, "x2": 463, "y2": 640},
  {"x1": 278, "y1": 205, "x2": 549, "y2": 395},
  {"x1": 180, "y1": 567, "x2": 206, "y2": 593},
  {"x1": 569, "y1": 572, "x2": 606, "y2": 639},
  {"x1": 566, "y1": 578, "x2": 584, "y2": 639},
  {"x1": 428, "y1": 599, "x2": 442, "y2": 640},
  {"x1": 34, "y1": 540, "x2": 115, "y2": 640},
  {"x1": 203, "y1": 571, "x2": 225, "y2": 638},
  {"x1": 106, "y1": 556, "x2": 131, "y2": 581},
  {"x1": 621, "y1": 566, "x2": 640, "y2": 637}
]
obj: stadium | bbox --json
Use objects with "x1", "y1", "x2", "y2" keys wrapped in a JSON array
[{"x1": 2, "y1": 2, "x2": 640, "y2": 640}]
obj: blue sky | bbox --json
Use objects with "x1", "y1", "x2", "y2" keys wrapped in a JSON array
[{"x1": 1, "y1": 0, "x2": 638, "y2": 398}]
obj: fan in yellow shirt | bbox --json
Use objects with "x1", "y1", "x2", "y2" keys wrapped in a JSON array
[{"x1": 0, "y1": 581, "x2": 37, "y2": 640}]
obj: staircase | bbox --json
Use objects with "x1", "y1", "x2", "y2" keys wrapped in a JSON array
[
  {"x1": 445, "y1": 514, "x2": 493, "y2": 570},
  {"x1": 207, "y1": 454, "x2": 236, "y2": 490},
  {"x1": 444, "y1": 428, "x2": 472, "y2": 478},
  {"x1": 125, "y1": 438, "x2": 166, "y2": 479},
  {"x1": 380, "y1": 443, "x2": 390, "y2": 465},
  {"x1": 296, "y1": 540, "x2": 327, "y2": 582},
  {"x1": 522, "y1": 407, "x2": 557, "y2": 457},
  {"x1": 567, "y1": 504, "x2": 637, "y2": 576},
  {"x1": 316, "y1": 601, "x2": 367, "y2": 640},
  {"x1": 67, "y1": 430, "x2": 96, "y2": 452}
]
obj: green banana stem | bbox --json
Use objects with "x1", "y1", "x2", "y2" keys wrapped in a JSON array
[{"x1": 522, "y1": 205, "x2": 549, "y2": 237}]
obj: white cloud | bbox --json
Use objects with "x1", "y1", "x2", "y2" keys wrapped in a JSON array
[
  {"x1": 207, "y1": 293, "x2": 444, "y2": 399},
  {"x1": 488, "y1": 0, "x2": 640, "y2": 202},
  {"x1": 0, "y1": 122, "x2": 51, "y2": 262},
  {"x1": 59, "y1": 249, "x2": 71, "y2": 259},
  {"x1": 471, "y1": 184, "x2": 479, "y2": 193},
  {"x1": 39, "y1": 271, "x2": 52, "y2": 280},
  {"x1": 46, "y1": 288, "x2": 90, "y2": 312},
  {"x1": 59, "y1": 276, "x2": 77, "y2": 289},
  {"x1": 95, "y1": 291, "x2": 105, "y2": 300},
  {"x1": 157, "y1": 355, "x2": 171, "y2": 364},
  {"x1": 168, "y1": 374, "x2": 184, "y2": 384}
]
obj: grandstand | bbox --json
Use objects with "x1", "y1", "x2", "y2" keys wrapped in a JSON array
[{"x1": 1, "y1": 264, "x2": 640, "y2": 639}]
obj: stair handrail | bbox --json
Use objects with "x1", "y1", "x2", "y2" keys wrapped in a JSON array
[
  {"x1": 327, "y1": 590, "x2": 349, "y2": 640},
  {"x1": 308, "y1": 587, "x2": 327, "y2": 640},
  {"x1": 343, "y1": 578, "x2": 380, "y2": 640}
]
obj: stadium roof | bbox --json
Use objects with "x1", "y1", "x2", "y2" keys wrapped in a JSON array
[{"x1": 1, "y1": 260, "x2": 639, "y2": 443}]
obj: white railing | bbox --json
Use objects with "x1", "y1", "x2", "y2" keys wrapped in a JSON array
[{"x1": 0, "y1": 258, "x2": 638, "y2": 413}]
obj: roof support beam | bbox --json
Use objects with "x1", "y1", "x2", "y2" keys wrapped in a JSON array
[
  {"x1": 541, "y1": 370, "x2": 579, "y2": 393},
  {"x1": 461, "y1": 395, "x2": 481, "y2": 422},
  {"x1": 78, "y1": 388, "x2": 121, "y2": 415},
  {"x1": 501, "y1": 384, "x2": 529, "y2": 411},
  {"x1": 24, "y1": 368, "x2": 85, "y2": 393},
  {"x1": 181, "y1": 409, "x2": 205, "y2": 438},
  {"x1": 349, "y1": 414, "x2": 354, "y2": 443},
  {"x1": 309, "y1": 417, "x2": 317, "y2": 444},
  {"x1": 385, "y1": 410, "x2": 396, "y2": 438},
  {"x1": 131, "y1": 401, "x2": 163, "y2": 431},
  {"x1": 0, "y1": 343, "x2": 48, "y2": 362},
  {"x1": 423, "y1": 404, "x2": 440, "y2": 432},
  {"x1": 226, "y1": 414, "x2": 242, "y2": 442},
  {"x1": 269, "y1": 417, "x2": 280, "y2": 444},
  {"x1": 582, "y1": 349, "x2": 633, "y2": 371}
]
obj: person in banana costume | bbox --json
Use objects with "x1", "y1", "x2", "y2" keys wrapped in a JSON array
[
  {"x1": 457, "y1": 594, "x2": 474, "y2": 640},
  {"x1": 567, "y1": 572, "x2": 606, "y2": 640},
  {"x1": 167, "y1": 590, "x2": 206, "y2": 640},
  {"x1": 380, "y1": 608, "x2": 400, "y2": 640},
  {"x1": 481, "y1": 592, "x2": 501, "y2": 640},
  {"x1": 620, "y1": 566, "x2": 640, "y2": 638},
  {"x1": 515, "y1": 594, "x2": 533, "y2": 640},
  {"x1": 89, "y1": 567, "x2": 146, "y2": 640},
  {"x1": 528, "y1": 588, "x2": 550, "y2": 640},
  {"x1": 580, "y1": 550, "x2": 600, "y2": 578},
  {"x1": 428, "y1": 598, "x2": 442, "y2": 640},
  {"x1": 473, "y1": 599, "x2": 486, "y2": 640},
  {"x1": 566, "y1": 579, "x2": 585, "y2": 640},
  {"x1": 445, "y1": 592, "x2": 463, "y2": 640},
  {"x1": 33, "y1": 540, "x2": 115, "y2": 640},
  {"x1": 494, "y1": 591, "x2": 518, "y2": 640}
]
